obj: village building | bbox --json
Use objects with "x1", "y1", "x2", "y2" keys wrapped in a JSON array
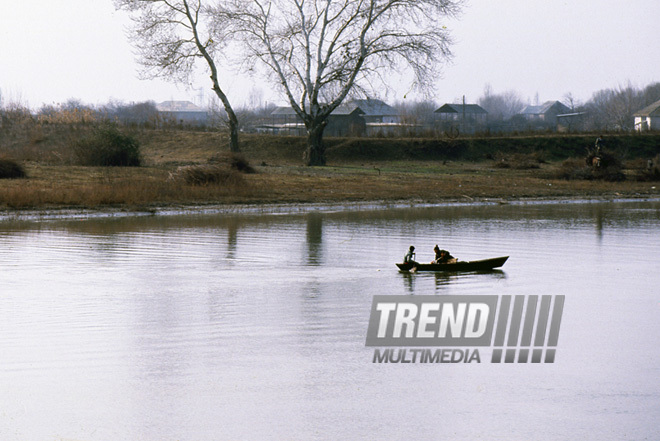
[
  {"x1": 556, "y1": 111, "x2": 588, "y2": 132},
  {"x1": 633, "y1": 99, "x2": 660, "y2": 131},
  {"x1": 519, "y1": 100, "x2": 571, "y2": 127},
  {"x1": 265, "y1": 105, "x2": 366, "y2": 136},
  {"x1": 346, "y1": 98, "x2": 404, "y2": 135},
  {"x1": 434, "y1": 103, "x2": 488, "y2": 134},
  {"x1": 348, "y1": 99, "x2": 399, "y2": 124},
  {"x1": 156, "y1": 101, "x2": 209, "y2": 126}
]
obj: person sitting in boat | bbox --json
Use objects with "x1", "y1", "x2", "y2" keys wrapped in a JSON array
[
  {"x1": 404, "y1": 246, "x2": 418, "y2": 265},
  {"x1": 435, "y1": 249, "x2": 457, "y2": 264},
  {"x1": 433, "y1": 245, "x2": 442, "y2": 263}
]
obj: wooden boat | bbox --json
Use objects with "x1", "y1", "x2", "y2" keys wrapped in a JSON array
[{"x1": 396, "y1": 256, "x2": 509, "y2": 272}]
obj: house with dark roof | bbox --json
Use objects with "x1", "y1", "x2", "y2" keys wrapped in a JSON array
[
  {"x1": 266, "y1": 104, "x2": 366, "y2": 136},
  {"x1": 434, "y1": 103, "x2": 488, "y2": 133},
  {"x1": 519, "y1": 101, "x2": 570, "y2": 126},
  {"x1": 267, "y1": 106, "x2": 305, "y2": 134},
  {"x1": 347, "y1": 99, "x2": 399, "y2": 124},
  {"x1": 435, "y1": 103, "x2": 488, "y2": 117},
  {"x1": 633, "y1": 99, "x2": 660, "y2": 131},
  {"x1": 156, "y1": 101, "x2": 208, "y2": 126},
  {"x1": 346, "y1": 98, "x2": 410, "y2": 135}
]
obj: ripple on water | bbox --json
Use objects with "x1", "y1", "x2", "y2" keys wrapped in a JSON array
[{"x1": 0, "y1": 201, "x2": 659, "y2": 440}]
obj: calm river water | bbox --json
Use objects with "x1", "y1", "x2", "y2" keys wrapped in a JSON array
[{"x1": 1, "y1": 200, "x2": 659, "y2": 440}]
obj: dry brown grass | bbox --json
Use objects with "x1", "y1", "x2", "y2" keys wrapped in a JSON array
[
  {"x1": 628, "y1": 154, "x2": 660, "y2": 182},
  {"x1": 208, "y1": 151, "x2": 256, "y2": 173},
  {"x1": 1, "y1": 127, "x2": 659, "y2": 211},
  {"x1": 493, "y1": 151, "x2": 545, "y2": 170},
  {"x1": 0, "y1": 165, "x2": 251, "y2": 209},
  {"x1": 1, "y1": 159, "x2": 658, "y2": 210},
  {"x1": 168, "y1": 164, "x2": 245, "y2": 186}
]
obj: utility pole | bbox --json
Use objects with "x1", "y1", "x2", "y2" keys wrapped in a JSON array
[{"x1": 462, "y1": 95, "x2": 466, "y2": 134}]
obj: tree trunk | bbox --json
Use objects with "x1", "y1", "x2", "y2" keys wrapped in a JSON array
[
  {"x1": 226, "y1": 106, "x2": 240, "y2": 153},
  {"x1": 211, "y1": 85, "x2": 240, "y2": 153},
  {"x1": 304, "y1": 120, "x2": 327, "y2": 166},
  {"x1": 182, "y1": 0, "x2": 240, "y2": 154}
]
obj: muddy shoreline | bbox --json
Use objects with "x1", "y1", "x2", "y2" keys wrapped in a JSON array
[{"x1": 3, "y1": 193, "x2": 659, "y2": 223}]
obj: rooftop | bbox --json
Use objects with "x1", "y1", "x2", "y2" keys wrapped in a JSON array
[
  {"x1": 633, "y1": 99, "x2": 660, "y2": 117},
  {"x1": 348, "y1": 99, "x2": 398, "y2": 116},
  {"x1": 520, "y1": 101, "x2": 569, "y2": 115},
  {"x1": 156, "y1": 101, "x2": 206, "y2": 112},
  {"x1": 271, "y1": 104, "x2": 365, "y2": 116},
  {"x1": 435, "y1": 103, "x2": 488, "y2": 114}
]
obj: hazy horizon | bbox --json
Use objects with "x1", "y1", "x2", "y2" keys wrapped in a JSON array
[{"x1": 1, "y1": 0, "x2": 658, "y2": 109}]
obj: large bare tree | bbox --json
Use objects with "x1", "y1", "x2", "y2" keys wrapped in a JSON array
[
  {"x1": 221, "y1": 0, "x2": 462, "y2": 165},
  {"x1": 115, "y1": 0, "x2": 240, "y2": 152},
  {"x1": 478, "y1": 84, "x2": 526, "y2": 122}
]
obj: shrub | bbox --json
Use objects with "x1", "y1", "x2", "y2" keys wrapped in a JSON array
[
  {"x1": 556, "y1": 158, "x2": 593, "y2": 180},
  {"x1": 168, "y1": 164, "x2": 245, "y2": 186},
  {"x1": 555, "y1": 156, "x2": 625, "y2": 181},
  {"x1": 72, "y1": 125, "x2": 141, "y2": 166},
  {"x1": 0, "y1": 158, "x2": 27, "y2": 179},
  {"x1": 585, "y1": 152, "x2": 625, "y2": 181},
  {"x1": 208, "y1": 151, "x2": 256, "y2": 173}
]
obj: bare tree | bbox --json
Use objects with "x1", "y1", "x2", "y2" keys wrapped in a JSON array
[
  {"x1": 221, "y1": 0, "x2": 462, "y2": 165},
  {"x1": 114, "y1": 0, "x2": 240, "y2": 152},
  {"x1": 641, "y1": 82, "x2": 660, "y2": 107},
  {"x1": 584, "y1": 82, "x2": 647, "y2": 131},
  {"x1": 394, "y1": 100, "x2": 437, "y2": 135},
  {"x1": 562, "y1": 92, "x2": 580, "y2": 111},
  {"x1": 478, "y1": 84, "x2": 525, "y2": 121}
]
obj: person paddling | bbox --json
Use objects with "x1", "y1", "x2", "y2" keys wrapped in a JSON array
[{"x1": 403, "y1": 246, "x2": 418, "y2": 269}]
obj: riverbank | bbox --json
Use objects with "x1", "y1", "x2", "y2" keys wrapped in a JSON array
[
  {"x1": 3, "y1": 195, "x2": 660, "y2": 223},
  {"x1": 1, "y1": 130, "x2": 658, "y2": 217}
]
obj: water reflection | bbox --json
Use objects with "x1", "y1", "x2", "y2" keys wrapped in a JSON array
[
  {"x1": 1, "y1": 200, "x2": 659, "y2": 440},
  {"x1": 226, "y1": 217, "x2": 239, "y2": 260},
  {"x1": 305, "y1": 212, "x2": 324, "y2": 266},
  {"x1": 400, "y1": 271, "x2": 415, "y2": 293},
  {"x1": 399, "y1": 269, "x2": 508, "y2": 293},
  {"x1": 593, "y1": 205, "x2": 605, "y2": 241}
]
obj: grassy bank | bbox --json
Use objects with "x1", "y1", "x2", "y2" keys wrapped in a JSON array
[
  {"x1": 139, "y1": 131, "x2": 660, "y2": 164},
  {"x1": 1, "y1": 127, "x2": 659, "y2": 211}
]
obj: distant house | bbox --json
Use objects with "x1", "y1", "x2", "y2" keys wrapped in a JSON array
[
  {"x1": 348, "y1": 99, "x2": 399, "y2": 124},
  {"x1": 324, "y1": 105, "x2": 366, "y2": 136},
  {"x1": 633, "y1": 99, "x2": 660, "y2": 131},
  {"x1": 434, "y1": 103, "x2": 488, "y2": 133},
  {"x1": 156, "y1": 101, "x2": 208, "y2": 126},
  {"x1": 347, "y1": 98, "x2": 408, "y2": 135},
  {"x1": 265, "y1": 105, "x2": 366, "y2": 136},
  {"x1": 266, "y1": 106, "x2": 305, "y2": 135},
  {"x1": 556, "y1": 111, "x2": 588, "y2": 132},
  {"x1": 519, "y1": 101, "x2": 570, "y2": 126}
]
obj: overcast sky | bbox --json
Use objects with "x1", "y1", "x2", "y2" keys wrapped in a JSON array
[{"x1": 1, "y1": 0, "x2": 658, "y2": 109}]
